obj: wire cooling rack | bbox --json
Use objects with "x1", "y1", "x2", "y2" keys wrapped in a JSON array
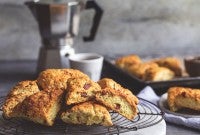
[{"x1": 0, "y1": 96, "x2": 164, "y2": 135}]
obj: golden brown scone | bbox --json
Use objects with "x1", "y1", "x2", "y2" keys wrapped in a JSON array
[
  {"x1": 12, "y1": 89, "x2": 64, "y2": 126},
  {"x1": 61, "y1": 101, "x2": 113, "y2": 126},
  {"x1": 98, "y1": 78, "x2": 122, "y2": 90},
  {"x1": 95, "y1": 87, "x2": 138, "y2": 120},
  {"x1": 144, "y1": 66, "x2": 175, "y2": 81},
  {"x1": 125, "y1": 62, "x2": 159, "y2": 80},
  {"x1": 2, "y1": 81, "x2": 40, "y2": 118},
  {"x1": 66, "y1": 77, "x2": 101, "y2": 105},
  {"x1": 98, "y1": 78, "x2": 139, "y2": 104},
  {"x1": 167, "y1": 87, "x2": 200, "y2": 112},
  {"x1": 115, "y1": 54, "x2": 142, "y2": 69},
  {"x1": 37, "y1": 69, "x2": 89, "y2": 91},
  {"x1": 152, "y1": 57, "x2": 182, "y2": 77}
]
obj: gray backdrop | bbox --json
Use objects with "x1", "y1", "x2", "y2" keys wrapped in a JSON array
[{"x1": 0, "y1": 0, "x2": 200, "y2": 60}]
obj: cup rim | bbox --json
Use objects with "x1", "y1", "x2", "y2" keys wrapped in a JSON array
[{"x1": 68, "y1": 53, "x2": 103, "y2": 63}]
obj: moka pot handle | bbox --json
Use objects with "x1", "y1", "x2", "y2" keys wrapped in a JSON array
[{"x1": 83, "y1": 0, "x2": 103, "y2": 42}]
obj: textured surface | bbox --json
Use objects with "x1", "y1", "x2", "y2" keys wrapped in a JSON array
[
  {"x1": 0, "y1": 0, "x2": 200, "y2": 60},
  {"x1": 37, "y1": 69, "x2": 89, "y2": 90},
  {"x1": 167, "y1": 87, "x2": 200, "y2": 111},
  {"x1": 61, "y1": 101, "x2": 113, "y2": 126},
  {"x1": 2, "y1": 80, "x2": 40, "y2": 118}
]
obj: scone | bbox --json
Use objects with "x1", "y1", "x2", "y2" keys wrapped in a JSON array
[
  {"x1": 95, "y1": 87, "x2": 138, "y2": 120},
  {"x1": 12, "y1": 89, "x2": 64, "y2": 126},
  {"x1": 37, "y1": 69, "x2": 89, "y2": 91},
  {"x1": 98, "y1": 78, "x2": 139, "y2": 104},
  {"x1": 115, "y1": 54, "x2": 142, "y2": 69},
  {"x1": 66, "y1": 77, "x2": 101, "y2": 105},
  {"x1": 98, "y1": 78, "x2": 122, "y2": 90},
  {"x1": 61, "y1": 101, "x2": 113, "y2": 126},
  {"x1": 125, "y1": 62, "x2": 159, "y2": 80},
  {"x1": 152, "y1": 57, "x2": 182, "y2": 77},
  {"x1": 2, "y1": 81, "x2": 40, "y2": 118},
  {"x1": 144, "y1": 66, "x2": 175, "y2": 81},
  {"x1": 167, "y1": 87, "x2": 200, "y2": 112}
]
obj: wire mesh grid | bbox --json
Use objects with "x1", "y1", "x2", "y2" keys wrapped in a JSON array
[{"x1": 0, "y1": 96, "x2": 164, "y2": 135}]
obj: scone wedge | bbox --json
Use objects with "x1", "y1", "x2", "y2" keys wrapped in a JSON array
[
  {"x1": 144, "y1": 66, "x2": 175, "y2": 81},
  {"x1": 12, "y1": 89, "x2": 64, "y2": 126},
  {"x1": 61, "y1": 101, "x2": 113, "y2": 126},
  {"x1": 152, "y1": 57, "x2": 182, "y2": 77},
  {"x1": 125, "y1": 62, "x2": 159, "y2": 80},
  {"x1": 167, "y1": 87, "x2": 200, "y2": 112},
  {"x1": 95, "y1": 87, "x2": 138, "y2": 120},
  {"x1": 115, "y1": 54, "x2": 142, "y2": 69},
  {"x1": 2, "y1": 81, "x2": 40, "y2": 118},
  {"x1": 37, "y1": 69, "x2": 89, "y2": 90},
  {"x1": 98, "y1": 78, "x2": 139, "y2": 105},
  {"x1": 66, "y1": 77, "x2": 101, "y2": 105}
]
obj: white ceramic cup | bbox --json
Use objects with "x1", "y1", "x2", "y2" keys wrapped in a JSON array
[{"x1": 68, "y1": 53, "x2": 104, "y2": 81}]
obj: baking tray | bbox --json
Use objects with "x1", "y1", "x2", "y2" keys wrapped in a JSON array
[{"x1": 101, "y1": 59, "x2": 200, "y2": 95}]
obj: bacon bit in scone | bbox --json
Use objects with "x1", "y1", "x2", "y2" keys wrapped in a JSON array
[
  {"x1": 181, "y1": 92, "x2": 186, "y2": 97},
  {"x1": 115, "y1": 103, "x2": 121, "y2": 110},
  {"x1": 101, "y1": 90, "x2": 108, "y2": 96},
  {"x1": 83, "y1": 83, "x2": 91, "y2": 90},
  {"x1": 81, "y1": 92, "x2": 87, "y2": 97}
]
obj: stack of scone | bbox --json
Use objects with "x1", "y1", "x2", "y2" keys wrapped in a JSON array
[
  {"x1": 115, "y1": 54, "x2": 183, "y2": 81},
  {"x1": 2, "y1": 69, "x2": 138, "y2": 127}
]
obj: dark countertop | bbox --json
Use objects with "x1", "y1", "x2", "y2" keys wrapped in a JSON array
[{"x1": 0, "y1": 60, "x2": 199, "y2": 135}]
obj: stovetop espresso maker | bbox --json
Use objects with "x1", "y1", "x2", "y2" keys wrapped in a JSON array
[{"x1": 25, "y1": 0, "x2": 103, "y2": 73}]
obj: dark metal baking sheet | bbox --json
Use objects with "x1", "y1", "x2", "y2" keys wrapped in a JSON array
[{"x1": 101, "y1": 59, "x2": 200, "y2": 95}]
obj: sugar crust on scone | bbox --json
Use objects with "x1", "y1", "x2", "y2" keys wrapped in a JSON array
[
  {"x1": 115, "y1": 54, "x2": 142, "y2": 69},
  {"x1": 37, "y1": 69, "x2": 89, "y2": 90},
  {"x1": 12, "y1": 89, "x2": 64, "y2": 126},
  {"x1": 167, "y1": 87, "x2": 200, "y2": 112},
  {"x1": 66, "y1": 77, "x2": 101, "y2": 105},
  {"x1": 97, "y1": 78, "x2": 139, "y2": 105},
  {"x1": 95, "y1": 87, "x2": 138, "y2": 120},
  {"x1": 144, "y1": 66, "x2": 175, "y2": 81},
  {"x1": 2, "y1": 81, "x2": 40, "y2": 118},
  {"x1": 152, "y1": 57, "x2": 182, "y2": 77},
  {"x1": 125, "y1": 62, "x2": 158, "y2": 80}
]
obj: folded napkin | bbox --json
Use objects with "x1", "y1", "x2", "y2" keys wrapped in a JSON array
[{"x1": 137, "y1": 86, "x2": 200, "y2": 130}]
